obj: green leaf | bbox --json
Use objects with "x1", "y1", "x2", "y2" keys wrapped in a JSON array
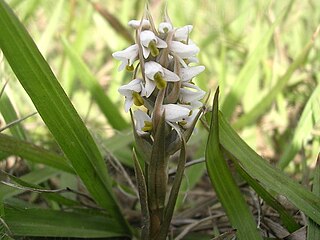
[
  {"x1": 158, "y1": 135, "x2": 187, "y2": 240},
  {"x1": 232, "y1": 159, "x2": 300, "y2": 232},
  {"x1": 0, "y1": 1, "x2": 130, "y2": 233},
  {"x1": 133, "y1": 149, "x2": 150, "y2": 240},
  {"x1": 4, "y1": 205, "x2": 126, "y2": 238},
  {"x1": 219, "y1": 111, "x2": 320, "y2": 225},
  {"x1": 278, "y1": 82, "x2": 320, "y2": 168},
  {"x1": 307, "y1": 155, "x2": 320, "y2": 240},
  {"x1": 0, "y1": 167, "x2": 59, "y2": 199},
  {"x1": 206, "y1": 88, "x2": 263, "y2": 240},
  {"x1": 62, "y1": 37, "x2": 128, "y2": 131},
  {"x1": 147, "y1": 113, "x2": 167, "y2": 237},
  {"x1": 0, "y1": 92, "x2": 27, "y2": 140},
  {"x1": 0, "y1": 133, "x2": 74, "y2": 174}
]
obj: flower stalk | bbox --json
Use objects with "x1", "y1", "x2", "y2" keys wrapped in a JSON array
[{"x1": 113, "y1": 8, "x2": 205, "y2": 239}]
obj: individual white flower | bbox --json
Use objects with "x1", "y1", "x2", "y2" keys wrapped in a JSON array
[
  {"x1": 180, "y1": 65, "x2": 205, "y2": 82},
  {"x1": 118, "y1": 79, "x2": 144, "y2": 112},
  {"x1": 182, "y1": 108, "x2": 200, "y2": 128},
  {"x1": 140, "y1": 30, "x2": 167, "y2": 58},
  {"x1": 179, "y1": 82, "x2": 206, "y2": 104},
  {"x1": 112, "y1": 44, "x2": 139, "y2": 71},
  {"x1": 134, "y1": 109, "x2": 152, "y2": 135},
  {"x1": 128, "y1": 19, "x2": 150, "y2": 29},
  {"x1": 143, "y1": 61, "x2": 180, "y2": 97},
  {"x1": 159, "y1": 22, "x2": 173, "y2": 33},
  {"x1": 174, "y1": 25, "x2": 193, "y2": 42},
  {"x1": 162, "y1": 104, "x2": 191, "y2": 122},
  {"x1": 170, "y1": 41, "x2": 199, "y2": 59}
]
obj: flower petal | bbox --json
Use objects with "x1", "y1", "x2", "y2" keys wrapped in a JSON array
[
  {"x1": 118, "y1": 79, "x2": 143, "y2": 97},
  {"x1": 140, "y1": 30, "x2": 156, "y2": 47},
  {"x1": 162, "y1": 104, "x2": 190, "y2": 122},
  {"x1": 179, "y1": 83, "x2": 206, "y2": 103},
  {"x1": 134, "y1": 109, "x2": 152, "y2": 134},
  {"x1": 180, "y1": 65, "x2": 205, "y2": 82},
  {"x1": 145, "y1": 61, "x2": 163, "y2": 80},
  {"x1": 174, "y1": 25, "x2": 193, "y2": 41},
  {"x1": 112, "y1": 44, "x2": 139, "y2": 71},
  {"x1": 142, "y1": 78, "x2": 156, "y2": 97},
  {"x1": 159, "y1": 22, "x2": 173, "y2": 33},
  {"x1": 128, "y1": 19, "x2": 150, "y2": 29},
  {"x1": 170, "y1": 41, "x2": 199, "y2": 58},
  {"x1": 124, "y1": 97, "x2": 134, "y2": 112},
  {"x1": 162, "y1": 68, "x2": 180, "y2": 82}
]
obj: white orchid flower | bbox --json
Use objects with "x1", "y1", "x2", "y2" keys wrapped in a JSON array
[
  {"x1": 143, "y1": 61, "x2": 180, "y2": 97},
  {"x1": 159, "y1": 22, "x2": 173, "y2": 33},
  {"x1": 180, "y1": 65, "x2": 205, "y2": 82},
  {"x1": 112, "y1": 44, "x2": 139, "y2": 71},
  {"x1": 182, "y1": 108, "x2": 200, "y2": 128},
  {"x1": 118, "y1": 79, "x2": 144, "y2": 112},
  {"x1": 170, "y1": 41, "x2": 199, "y2": 59},
  {"x1": 174, "y1": 25, "x2": 193, "y2": 42},
  {"x1": 162, "y1": 104, "x2": 191, "y2": 122},
  {"x1": 140, "y1": 30, "x2": 167, "y2": 58},
  {"x1": 179, "y1": 82, "x2": 206, "y2": 104},
  {"x1": 128, "y1": 19, "x2": 150, "y2": 29},
  {"x1": 134, "y1": 109, "x2": 152, "y2": 135}
]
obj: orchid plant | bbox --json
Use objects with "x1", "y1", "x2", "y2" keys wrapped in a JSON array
[{"x1": 113, "y1": 10, "x2": 205, "y2": 239}]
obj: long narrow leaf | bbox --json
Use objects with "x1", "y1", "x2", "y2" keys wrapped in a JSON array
[
  {"x1": 206, "y1": 88, "x2": 262, "y2": 240},
  {"x1": 0, "y1": 167, "x2": 59, "y2": 199},
  {"x1": 0, "y1": 93, "x2": 27, "y2": 140},
  {"x1": 158, "y1": 136, "x2": 187, "y2": 239},
  {"x1": 0, "y1": 133, "x2": 74, "y2": 174},
  {"x1": 307, "y1": 155, "x2": 320, "y2": 240},
  {"x1": 219, "y1": 112, "x2": 320, "y2": 225},
  {"x1": 0, "y1": 1, "x2": 129, "y2": 233},
  {"x1": 278, "y1": 81, "x2": 320, "y2": 168},
  {"x1": 232, "y1": 158, "x2": 300, "y2": 232},
  {"x1": 4, "y1": 205, "x2": 125, "y2": 238},
  {"x1": 133, "y1": 149, "x2": 149, "y2": 240}
]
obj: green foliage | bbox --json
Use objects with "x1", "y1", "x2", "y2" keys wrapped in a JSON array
[{"x1": 0, "y1": 0, "x2": 319, "y2": 239}]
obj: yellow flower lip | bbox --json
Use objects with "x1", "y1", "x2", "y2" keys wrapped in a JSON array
[
  {"x1": 154, "y1": 72, "x2": 167, "y2": 89},
  {"x1": 142, "y1": 121, "x2": 152, "y2": 132},
  {"x1": 132, "y1": 92, "x2": 144, "y2": 106},
  {"x1": 148, "y1": 40, "x2": 159, "y2": 57},
  {"x1": 126, "y1": 64, "x2": 134, "y2": 71}
]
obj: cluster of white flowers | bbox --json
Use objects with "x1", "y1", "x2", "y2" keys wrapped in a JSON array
[{"x1": 113, "y1": 16, "x2": 205, "y2": 136}]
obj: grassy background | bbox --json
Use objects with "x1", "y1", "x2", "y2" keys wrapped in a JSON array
[{"x1": 0, "y1": 0, "x2": 319, "y2": 239}]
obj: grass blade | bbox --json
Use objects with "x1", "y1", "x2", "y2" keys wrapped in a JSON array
[
  {"x1": 0, "y1": 1, "x2": 130, "y2": 233},
  {"x1": 205, "y1": 88, "x2": 262, "y2": 240},
  {"x1": 232, "y1": 158, "x2": 300, "y2": 232},
  {"x1": 307, "y1": 155, "x2": 320, "y2": 240},
  {"x1": 133, "y1": 149, "x2": 150, "y2": 240},
  {"x1": 0, "y1": 133, "x2": 74, "y2": 174},
  {"x1": 0, "y1": 167, "x2": 59, "y2": 199},
  {"x1": 158, "y1": 136, "x2": 187, "y2": 239},
  {"x1": 0, "y1": 93, "x2": 27, "y2": 140},
  {"x1": 62, "y1": 37, "x2": 128, "y2": 131},
  {"x1": 219, "y1": 112, "x2": 320, "y2": 225},
  {"x1": 148, "y1": 113, "x2": 167, "y2": 237},
  {"x1": 4, "y1": 205, "x2": 126, "y2": 238},
  {"x1": 278, "y1": 81, "x2": 320, "y2": 168}
]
